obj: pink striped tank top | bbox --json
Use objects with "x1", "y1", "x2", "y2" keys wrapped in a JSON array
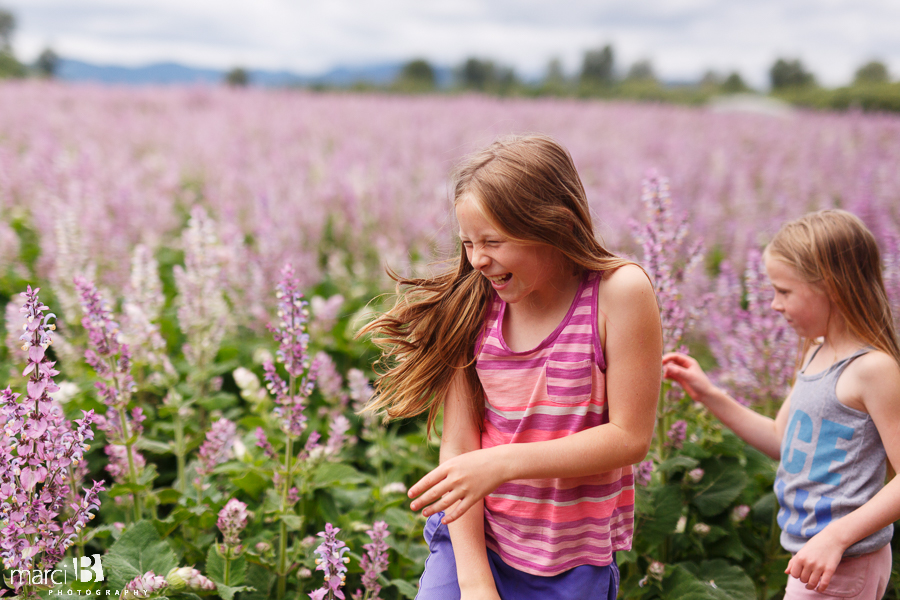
[{"x1": 476, "y1": 270, "x2": 635, "y2": 576}]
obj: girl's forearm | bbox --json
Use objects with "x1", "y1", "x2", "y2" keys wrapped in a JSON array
[
  {"x1": 447, "y1": 499, "x2": 498, "y2": 596},
  {"x1": 823, "y1": 475, "x2": 900, "y2": 551},
  {"x1": 495, "y1": 421, "x2": 651, "y2": 481}
]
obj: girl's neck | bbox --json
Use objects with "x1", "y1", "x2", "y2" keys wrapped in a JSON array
[
  {"x1": 819, "y1": 315, "x2": 865, "y2": 361},
  {"x1": 509, "y1": 268, "x2": 582, "y2": 317},
  {"x1": 503, "y1": 269, "x2": 582, "y2": 352}
]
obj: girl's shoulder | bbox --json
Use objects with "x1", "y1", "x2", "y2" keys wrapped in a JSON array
[
  {"x1": 839, "y1": 349, "x2": 900, "y2": 414},
  {"x1": 846, "y1": 349, "x2": 900, "y2": 382},
  {"x1": 596, "y1": 263, "x2": 657, "y2": 323},
  {"x1": 597, "y1": 263, "x2": 652, "y2": 293}
]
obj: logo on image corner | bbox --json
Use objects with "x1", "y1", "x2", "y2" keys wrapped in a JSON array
[{"x1": 73, "y1": 554, "x2": 104, "y2": 583}]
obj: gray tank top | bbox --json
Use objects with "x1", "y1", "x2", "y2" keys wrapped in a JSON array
[{"x1": 774, "y1": 347, "x2": 892, "y2": 556}]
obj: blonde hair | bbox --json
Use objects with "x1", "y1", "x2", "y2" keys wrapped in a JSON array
[
  {"x1": 764, "y1": 209, "x2": 900, "y2": 367},
  {"x1": 360, "y1": 134, "x2": 637, "y2": 434}
]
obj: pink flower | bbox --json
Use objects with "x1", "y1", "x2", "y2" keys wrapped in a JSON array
[
  {"x1": 312, "y1": 523, "x2": 350, "y2": 600},
  {"x1": 635, "y1": 461, "x2": 654, "y2": 486},
  {"x1": 0, "y1": 287, "x2": 103, "y2": 591},
  {"x1": 358, "y1": 521, "x2": 390, "y2": 600},
  {"x1": 217, "y1": 498, "x2": 250, "y2": 548},
  {"x1": 196, "y1": 419, "x2": 237, "y2": 477}
]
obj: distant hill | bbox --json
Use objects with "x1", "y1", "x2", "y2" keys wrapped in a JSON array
[{"x1": 55, "y1": 58, "x2": 452, "y2": 87}]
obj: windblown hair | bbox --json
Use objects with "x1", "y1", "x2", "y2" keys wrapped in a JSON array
[
  {"x1": 359, "y1": 134, "x2": 637, "y2": 434},
  {"x1": 764, "y1": 209, "x2": 900, "y2": 368}
]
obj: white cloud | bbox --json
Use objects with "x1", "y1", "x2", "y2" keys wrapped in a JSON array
[{"x1": 4, "y1": 0, "x2": 899, "y2": 86}]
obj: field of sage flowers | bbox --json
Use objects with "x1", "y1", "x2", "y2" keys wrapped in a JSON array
[{"x1": 0, "y1": 81, "x2": 899, "y2": 600}]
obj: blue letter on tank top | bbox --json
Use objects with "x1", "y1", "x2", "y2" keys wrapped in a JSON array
[
  {"x1": 810, "y1": 419, "x2": 854, "y2": 486},
  {"x1": 805, "y1": 494, "x2": 835, "y2": 537},
  {"x1": 784, "y1": 488, "x2": 809, "y2": 536},
  {"x1": 783, "y1": 410, "x2": 814, "y2": 474},
  {"x1": 775, "y1": 478, "x2": 788, "y2": 529}
]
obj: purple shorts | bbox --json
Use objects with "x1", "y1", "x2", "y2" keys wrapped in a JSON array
[{"x1": 415, "y1": 513, "x2": 619, "y2": 600}]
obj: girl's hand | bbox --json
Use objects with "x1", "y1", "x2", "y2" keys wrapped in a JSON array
[
  {"x1": 408, "y1": 446, "x2": 507, "y2": 524},
  {"x1": 784, "y1": 526, "x2": 845, "y2": 592},
  {"x1": 662, "y1": 352, "x2": 717, "y2": 404}
]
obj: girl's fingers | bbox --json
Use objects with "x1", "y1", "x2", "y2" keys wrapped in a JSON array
[
  {"x1": 408, "y1": 467, "x2": 445, "y2": 499},
  {"x1": 799, "y1": 563, "x2": 815, "y2": 585},
  {"x1": 409, "y1": 478, "x2": 450, "y2": 511},
  {"x1": 422, "y1": 490, "x2": 460, "y2": 518},
  {"x1": 662, "y1": 364, "x2": 682, "y2": 378},
  {"x1": 805, "y1": 569, "x2": 820, "y2": 590},
  {"x1": 661, "y1": 352, "x2": 691, "y2": 365},
  {"x1": 442, "y1": 498, "x2": 472, "y2": 524},
  {"x1": 786, "y1": 557, "x2": 803, "y2": 579},
  {"x1": 817, "y1": 569, "x2": 833, "y2": 592}
]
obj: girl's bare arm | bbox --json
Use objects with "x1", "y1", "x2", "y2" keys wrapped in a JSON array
[
  {"x1": 410, "y1": 265, "x2": 662, "y2": 523},
  {"x1": 662, "y1": 352, "x2": 787, "y2": 459},
  {"x1": 440, "y1": 371, "x2": 501, "y2": 600}
]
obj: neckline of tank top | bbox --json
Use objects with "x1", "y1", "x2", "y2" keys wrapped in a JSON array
[
  {"x1": 798, "y1": 345, "x2": 872, "y2": 381},
  {"x1": 493, "y1": 270, "x2": 592, "y2": 356}
]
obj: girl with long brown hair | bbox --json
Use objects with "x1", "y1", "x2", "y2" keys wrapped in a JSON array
[
  {"x1": 664, "y1": 210, "x2": 900, "y2": 599},
  {"x1": 362, "y1": 134, "x2": 662, "y2": 599}
]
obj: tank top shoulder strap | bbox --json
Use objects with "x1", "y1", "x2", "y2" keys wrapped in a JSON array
[
  {"x1": 800, "y1": 344, "x2": 824, "y2": 374},
  {"x1": 832, "y1": 347, "x2": 873, "y2": 377},
  {"x1": 588, "y1": 271, "x2": 606, "y2": 371}
]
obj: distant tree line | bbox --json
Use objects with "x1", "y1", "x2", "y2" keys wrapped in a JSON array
[
  {"x1": 1, "y1": 2, "x2": 897, "y2": 112},
  {"x1": 0, "y1": 4, "x2": 59, "y2": 78},
  {"x1": 382, "y1": 45, "x2": 898, "y2": 112}
]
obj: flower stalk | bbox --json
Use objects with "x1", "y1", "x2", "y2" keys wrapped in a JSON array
[
  {"x1": 75, "y1": 277, "x2": 144, "y2": 521},
  {"x1": 0, "y1": 287, "x2": 103, "y2": 599},
  {"x1": 265, "y1": 264, "x2": 318, "y2": 599}
]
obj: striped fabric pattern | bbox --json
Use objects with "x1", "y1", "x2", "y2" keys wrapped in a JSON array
[{"x1": 477, "y1": 271, "x2": 635, "y2": 576}]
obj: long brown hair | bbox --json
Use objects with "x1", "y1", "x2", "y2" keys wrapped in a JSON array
[
  {"x1": 764, "y1": 209, "x2": 900, "y2": 367},
  {"x1": 360, "y1": 134, "x2": 637, "y2": 434}
]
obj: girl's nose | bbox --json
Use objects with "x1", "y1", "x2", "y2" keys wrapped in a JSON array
[{"x1": 471, "y1": 247, "x2": 490, "y2": 270}]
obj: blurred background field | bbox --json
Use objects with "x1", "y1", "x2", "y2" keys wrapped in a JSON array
[{"x1": 0, "y1": 80, "x2": 898, "y2": 600}]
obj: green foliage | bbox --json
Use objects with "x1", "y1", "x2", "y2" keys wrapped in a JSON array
[
  {"x1": 456, "y1": 57, "x2": 519, "y2": 95},
  {"x1": 624, "y1": 399, "x2": 789, "y2": 600},
  {"x1": 769, "y1": 58, "x2": 816, "y2": 90},
  {"x1": 393, "y1": 59, "x2": 436, "y2": 93},
  {"x1": 0, "y1": 50, "x2": 25, "y2": 79},
  {"x1": 580, "y1": 44, "x2": 615, "y2": 86},
  {"x1": 855, "y1": 60, "x2": 890, "y2": 85},
  {"x1": 35, "y1": 47, "x2": 59, "y2": 78},
  {"x1": 626, "y1": 60, "x2": 656, "y2": 83},
  {"x1": 225, "y1": 68, "x2": 249, "y2": 87},
  {"x1": 104, "y1": 521, "x2": 179, "y2": 593},
  {"x1": 0, "y1": 7, "x2": 14, "y2": 52},
  {"x1": 774, "y1": 81, "x2": 900, "y2": 113},
  {"x1": 721, "y1": 72, "x2": 751, "y2": 94},
  {"x1": 207, "y1": 545, "x2": 252, "y2": 599}
]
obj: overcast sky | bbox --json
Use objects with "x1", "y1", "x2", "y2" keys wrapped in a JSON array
[{"x1": 4, "y1": 0, "x2": 900, "y2": 87}]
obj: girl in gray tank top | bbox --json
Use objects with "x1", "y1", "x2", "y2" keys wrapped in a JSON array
[{"x1": 663, "y1": 210, "x2": 900, "y2": 599}]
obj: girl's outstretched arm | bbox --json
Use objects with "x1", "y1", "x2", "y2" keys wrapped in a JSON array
[
  {"x1": 784, "y1": 351, "x2": 900, "y2": 593},
  {"x1": 440, "y1": 370, "x2": 502, "y2": 600},
  {"x1": 410, "y1": 264, "x2": 662, "y2": 524},
  {"x1": 662, "y1": 352, "x2": 785, "y2": 459}
]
